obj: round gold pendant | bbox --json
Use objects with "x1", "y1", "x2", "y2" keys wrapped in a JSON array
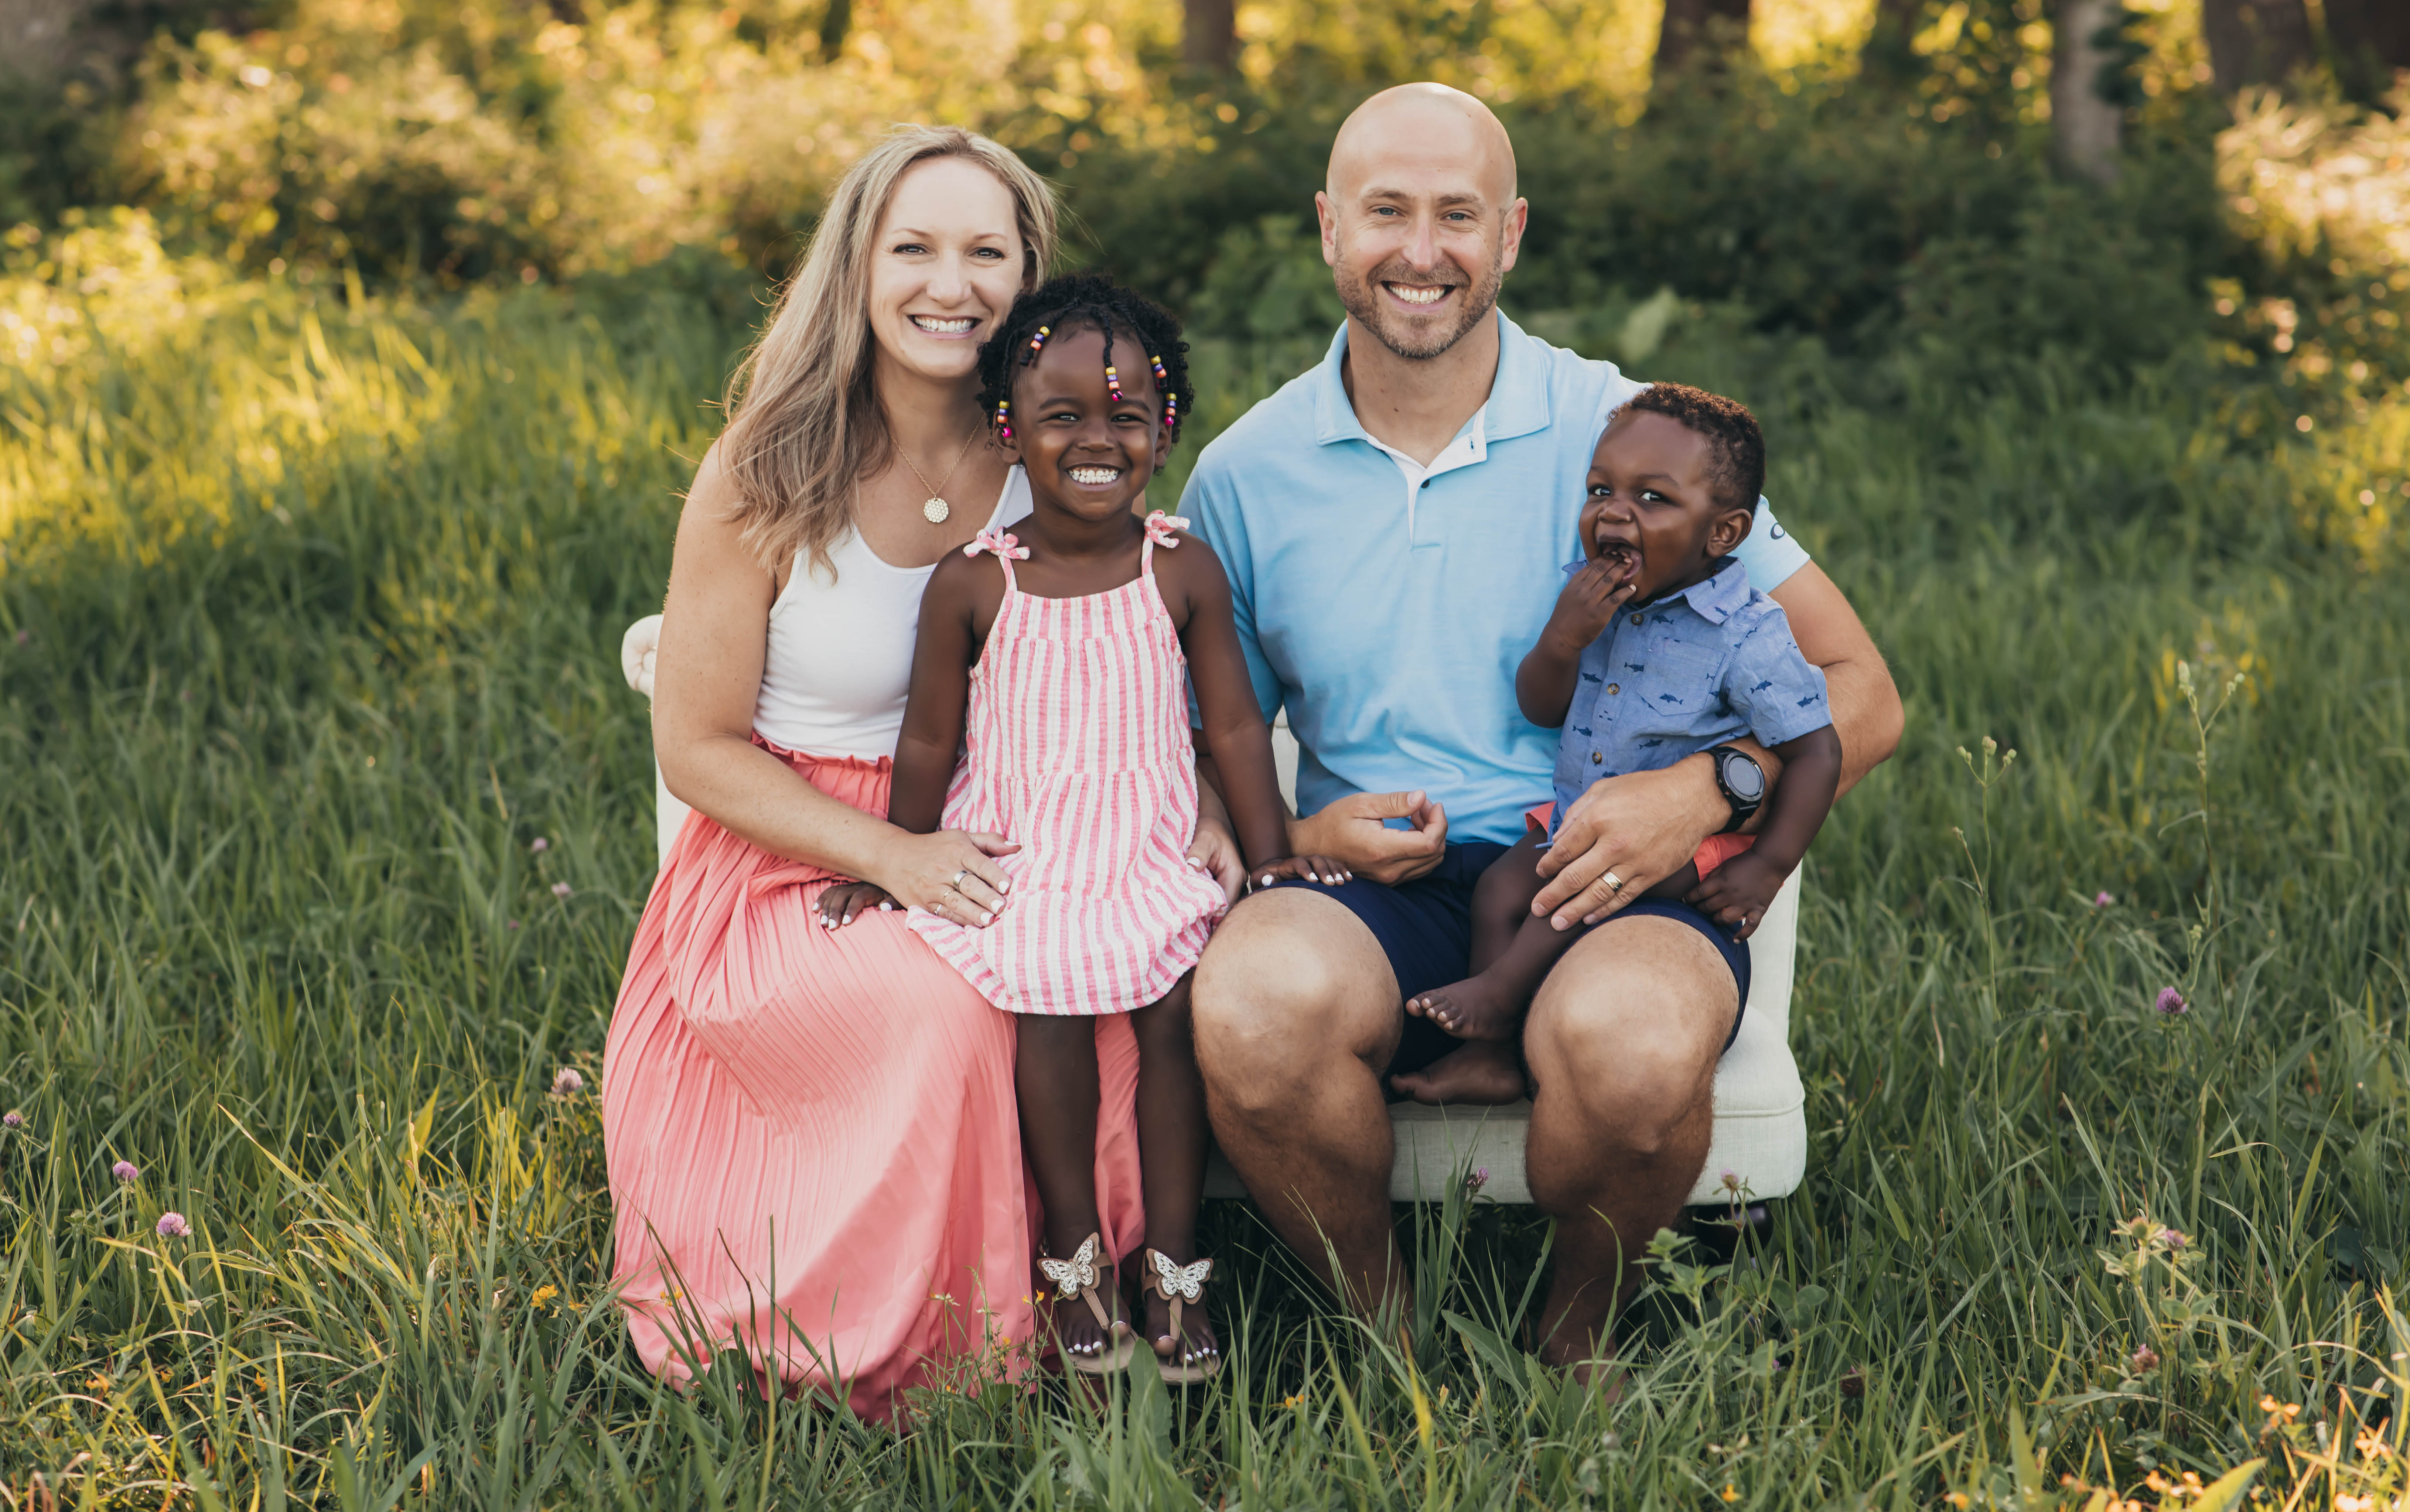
[{"x1": 922, "y1": 496, "x2": 950, "y2": 524}]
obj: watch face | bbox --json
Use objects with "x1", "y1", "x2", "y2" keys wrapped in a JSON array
[{"x1": 1720, "y1": 751, "x2": 1765, "y2": 803}]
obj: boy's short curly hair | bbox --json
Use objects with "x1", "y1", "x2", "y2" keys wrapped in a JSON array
[
  {"x1": 1615, "y1": 383, "x2": 1765, "y2": 514},
  {"x1": 976, "y1": 273, "x2": 1192, "y2": 448}
]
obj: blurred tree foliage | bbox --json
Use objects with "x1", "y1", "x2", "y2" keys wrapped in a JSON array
[{"x1": 0, "y1": 0, "x2": 2400, "y2": 410}]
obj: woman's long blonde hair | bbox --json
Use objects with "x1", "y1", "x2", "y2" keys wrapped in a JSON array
[{"x1": 716, "y1": 126, "x2": 1058, "y2": 576}]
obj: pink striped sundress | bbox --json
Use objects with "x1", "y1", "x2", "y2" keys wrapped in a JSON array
[{"x1": 909, "y1": 511, "x2": 1227, "y2": 1017}]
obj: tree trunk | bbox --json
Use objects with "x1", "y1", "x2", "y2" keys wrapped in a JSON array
[
  {"x1": 2199, "y1": 0, "x2": 2315, "y2": 92},
  {"x1": 2051, "y1": 0, "x2": 2123, "y2": 182},
  {"x1": 2322, "y1": 0, "x2": 2410, "y2": 100},
  {"x1": 1861, "y1": 0, "x2": 1927, "y2": 86},
  {"x1": 1182, "y1": 0, "x2": 1236, "y2": 72},
  {"x1": 1654, "y1": 0, "x2": 1753, "y2": 80},
  {"x1": 818, "y1": 0, "x2": 851, "y2": 64}
]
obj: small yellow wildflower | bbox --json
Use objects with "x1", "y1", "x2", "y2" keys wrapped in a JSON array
[
  {"x1": 1948, "y1": 1494, "x2": 1971, "y2": 1509},
  {"x1": 1721, "y1": 1486, "x2": 1739, "y2": 1503},
  {"x1": 530, "y1": 1284, "x2": 559, "y2": 1311}
]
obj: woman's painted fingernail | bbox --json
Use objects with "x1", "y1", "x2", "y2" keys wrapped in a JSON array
[{"x1": 879, "y1": 900, "x2": 894, "y2": 911}]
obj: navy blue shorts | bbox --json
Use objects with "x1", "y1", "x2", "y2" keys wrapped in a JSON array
[{"x1": 1266, "y1": 841, "x2": 1750, "y2": 1076}]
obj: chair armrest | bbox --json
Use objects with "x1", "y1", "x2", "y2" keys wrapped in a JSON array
[{"x1": 622, "y1": 614, "x2": 663, "y2": 701}]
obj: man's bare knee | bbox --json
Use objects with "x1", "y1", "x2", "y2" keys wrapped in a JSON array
[{"x1": 1194, "y1": 889, "x2": 1396, "y2": 1115}]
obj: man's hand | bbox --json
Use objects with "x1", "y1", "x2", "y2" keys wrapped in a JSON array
[
  {"x1": 1289, "y1": 790, "x2": 1447, "y2": 886},
  {"x1": 1531, "y1": 757, "x2": 1726, "y2": 929},
  {"x1": 1688, "y1": 851, "x2": 1786, "y2": 941}
]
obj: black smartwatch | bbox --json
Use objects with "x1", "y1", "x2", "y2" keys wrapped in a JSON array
[{"x1": 1708, "y1": 744, "x2": 1765, "y2": 835}]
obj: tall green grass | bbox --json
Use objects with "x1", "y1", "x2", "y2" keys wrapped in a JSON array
[{"x1": 1, "y1": 272, "x2": 2405, "y2": 1507}]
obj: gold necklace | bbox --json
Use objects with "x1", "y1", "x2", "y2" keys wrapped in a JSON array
[{"x1": 896, "y1": 426, "x2": 979, "y2": 524}]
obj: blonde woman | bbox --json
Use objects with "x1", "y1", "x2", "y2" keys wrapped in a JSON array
[{"x1": 604, "y1": 127, "x2": 1219, "y2": 1418}]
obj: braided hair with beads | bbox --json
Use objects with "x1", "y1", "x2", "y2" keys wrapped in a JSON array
[{"x1": 978, "y1": 274, "x2": 1191, "y2": 450}]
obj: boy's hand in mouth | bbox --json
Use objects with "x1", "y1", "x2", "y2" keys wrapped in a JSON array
[{"x1": 1543, "y1": 551, "x2": 1641, "y2": 658}]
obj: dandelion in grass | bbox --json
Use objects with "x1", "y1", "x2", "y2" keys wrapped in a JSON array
[
  {"x1": 551, "y1": 1067, "x2": 584, "y2": 1097},
  {"x1": 531, "y1": 836, "x2": 550, "y2": 853},
  {"x1": 113, "y1": 1160, "x2": 140, "y2": 1182},
  {"x1": 2154, "y1": 986, "x2": 2189, "y2": 1016},
  {"x1": 552, "y1": 881, "x2": 572, "y2": 899},
  {"x1": 156, "y1": 1212, "x2": 190, "y2": 1238}
]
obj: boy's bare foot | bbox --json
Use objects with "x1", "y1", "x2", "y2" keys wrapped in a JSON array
[
  {"x1": 1388, "y1": 1041, "x2": 1530, "y2": 1106},
  {"x1": 1404, "y1": 972, "x2": 1523, "y2": 1042}
]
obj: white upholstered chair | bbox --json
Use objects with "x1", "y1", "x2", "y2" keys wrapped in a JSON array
[{"x1": 621, "y1": 614, "x2": 1807, "y2": 1211}]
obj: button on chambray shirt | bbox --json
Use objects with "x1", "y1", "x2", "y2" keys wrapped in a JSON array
[{"x1": 1547, "y1": 557, "x2": 1832, "y2": 834}]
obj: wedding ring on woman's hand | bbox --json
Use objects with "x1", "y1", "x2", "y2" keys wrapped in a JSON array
[
  {"x1": 1602, "y1": 870, "x2": 1625, "y2": 893},
  {"x1": 951, "y1": 869, "x2": 967, "y2": 888}
]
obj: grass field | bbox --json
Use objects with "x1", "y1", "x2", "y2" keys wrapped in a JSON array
[{"x1": 2, "y1": 263, "x2": 2407, "y2": 1508}]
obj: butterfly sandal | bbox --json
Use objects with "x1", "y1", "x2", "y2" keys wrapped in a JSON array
[
  {"x1": 1039, "y1": 1233, "x2": 1137, "y2": 1375},
  {"x1": 1141, "y1": 1248, "x2": 1222, "y2": 1384}
]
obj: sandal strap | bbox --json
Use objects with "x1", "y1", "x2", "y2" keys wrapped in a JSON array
[
  {"x1": 1141, "y1": 1248, "x2": 1213, "y2": 1303},
  {"x1": 1038, "y1": 1232, "x2": 1104, "y2": 1301}
]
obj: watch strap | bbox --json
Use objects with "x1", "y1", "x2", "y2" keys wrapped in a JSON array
[{"x1": 1709, "y1": 744, "x2": 1762, "y2": 835}]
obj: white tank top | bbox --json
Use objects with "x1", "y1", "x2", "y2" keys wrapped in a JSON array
[{"x1": 752, "y1": 468, "x2": 1031, "y2": 760}]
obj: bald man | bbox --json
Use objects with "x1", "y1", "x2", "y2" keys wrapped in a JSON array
[{"x1": 1179, "y1": 84, "x2": 1903, "y2": 1371}]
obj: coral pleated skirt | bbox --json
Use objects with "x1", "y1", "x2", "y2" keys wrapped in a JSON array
[{"x1": 602, "y1": 739, "x2": 1144, "y2": 1421}]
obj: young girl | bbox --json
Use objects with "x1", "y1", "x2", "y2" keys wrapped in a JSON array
[{"x1": 817, "y1": 274, "x2": 1339, "y2": 1381}]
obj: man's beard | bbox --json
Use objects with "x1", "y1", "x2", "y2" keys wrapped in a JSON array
[{"x1": 1333, "y1": 251, "x2": 1505, "y2": 361}]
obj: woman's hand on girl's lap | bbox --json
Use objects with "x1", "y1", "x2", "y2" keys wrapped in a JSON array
[{"x1": 876, "y1": 829, "x2": 1019, "y2": 928}]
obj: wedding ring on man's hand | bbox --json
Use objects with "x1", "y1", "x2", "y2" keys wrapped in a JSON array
[{"x1": 1602, "y1": 870, "x2": 1625, "y2": 893}]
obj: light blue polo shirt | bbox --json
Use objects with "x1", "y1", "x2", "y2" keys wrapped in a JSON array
[{"x1": 1180, "y1": 312, "x2": 1812, "y2": 845}]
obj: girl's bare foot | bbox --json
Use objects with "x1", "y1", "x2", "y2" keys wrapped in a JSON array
[
  {"x1": 1138, "y1": 1251, "x2": 1219, "y2": 1374},
  {"x1": 1038, "y1": 1235, "x2": 1130, "y2": 1371},
  {"x1": 1388, "y1": 1041, "x2": 1530, "y2": 1105},
  {"x1": 1404, "y1": 972, "x2": 1523, "y2": 1041},
  {"x1": 1051, "y1": 1266, "x2": 1123, "y2": 1363}
]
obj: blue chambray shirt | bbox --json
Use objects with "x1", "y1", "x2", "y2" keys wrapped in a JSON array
[
  {"x1": 1547, "y1": 557, "x2": 1831, "y2": 835},
  {"x1": 1181, "y1": 312, "x2": 1813, "y2": 844}
]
